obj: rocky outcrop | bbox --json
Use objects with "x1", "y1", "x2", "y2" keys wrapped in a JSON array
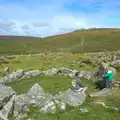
[
  {"x1": 0, "y1": 69, "x2": 25, "y2": 84},
  {"x1": 0, "y1": 82, "x2": 87, "y2": 119},
  {"x1": 0, "y1": 68, "x2": 93, "y2": 84},
  {"x1": 14, "y1": 94, "x2": 30, "y2": 117},
  {"x1": 0, "y1": 95, "x2": 16, "y2": 119},
  {"x1": 20, "y1": 70, "x2": 41, "y2": 79},
  {"x1": 0, "y1": 84, "x2": 16, "y2": 120}
]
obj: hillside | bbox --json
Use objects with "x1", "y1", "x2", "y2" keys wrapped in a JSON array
[
  {"x1": 0, "y1": 35, "x2": 40, "y2": 41},
  {"x1": 0, "y1": 28, "x2": 120, "y2": 55}
]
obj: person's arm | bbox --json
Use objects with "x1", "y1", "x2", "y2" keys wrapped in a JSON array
[{"x1": 104, "y1": 73, "x2": 109, "y2": 77}]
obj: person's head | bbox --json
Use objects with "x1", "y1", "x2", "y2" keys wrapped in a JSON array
[
  {"x1": 105, "y1": 69, "x2": 108, "y2": 73},
  {"x1": 75, "y1": 72, "x2": 80, "y2": 76}
]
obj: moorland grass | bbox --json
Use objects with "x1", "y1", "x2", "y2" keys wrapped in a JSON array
[
  {"x1": 1, "y1": 53, "x2": 120, "y2": 120},
  {"x1": 1, "y1": 28, "x2": 120, "y2": 55}
]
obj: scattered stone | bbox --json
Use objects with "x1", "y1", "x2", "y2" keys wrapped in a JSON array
[
  {"x1": 20, "y1": 70, "x2": 41, "y2": 79},
  {"x1": 54, "y1": 98, "x2": 66, "y2": 111},
  {"x1": 114, "y1": 81, "x2": 120, "y2": 87},
  {"x1": 40, "y1": 101, "x2": 56, "y2": 114},
  {"x1": 4, "y1": 67, "x2": 9, "y2": 73},
  {"x1": 88, "y1": 88, "x2": 112, "y2": 97},
  {"x1": 111, "y1": 60, "x2": 120, "y2": 65},
  {"x1": 42, "y1": 68, "x2": 58, "y2": 76},
  {"x1": 80, "y1": 108, "x2": 88, "y2": 113}
]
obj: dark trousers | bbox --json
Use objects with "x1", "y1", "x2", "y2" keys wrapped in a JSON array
[{"x1": 106, "y1": 80, "x2": 112, "y2": 89}]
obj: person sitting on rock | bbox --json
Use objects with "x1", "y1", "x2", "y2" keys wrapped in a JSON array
[
  {"x1": 103, "y1": 70, "x2": 113, "y2": 89},
  {"x1": 71, "y1": 72, "x2": 87, "y2": 92}
]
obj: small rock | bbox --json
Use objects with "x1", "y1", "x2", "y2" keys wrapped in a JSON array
[
  {"x1": 4, "y1": 67, "x2": 9, "y2": 73},
  {"x1": 60, "y1": 102, "x2": 66, "y2": 111},
  {"x1": 40, "y1": 101, "x2": 56, "y2": 114},
  {"x1": 80, "y1": 108, "x2": 88, "y2": 113}
]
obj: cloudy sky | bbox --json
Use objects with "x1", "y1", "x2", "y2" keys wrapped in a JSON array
[{"x1": 0, "y1": 0, "x2": 120, "y2": 37}]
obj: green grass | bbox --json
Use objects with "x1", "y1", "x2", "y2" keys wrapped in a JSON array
[
  {"x1": 0, "y1": 28, "x2": 120, "y2": 55},
  {"x1": 0, "y1": 54, "x2": 96, "y2": 77},
  {"x1": 1, "y1": 52, "x2": 120, "y2": 120},
  {"x1": 7, "y1": 75, "x2": 72, "y2": 95},
  {"x1": 25, "y1": 103, "x2": 120, "y2": 120}
]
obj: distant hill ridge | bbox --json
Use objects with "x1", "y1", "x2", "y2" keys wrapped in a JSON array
[
  {"x1": 0, "y1": 35, "x2": 40, "y2": 41},
  {"x1": 0, "y1": 28, "x2": 120, "y2": 55}
]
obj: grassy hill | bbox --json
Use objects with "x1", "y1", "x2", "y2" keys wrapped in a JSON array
[{"x1": 0, "y1": 28, "x2": 120, "y2": 55}]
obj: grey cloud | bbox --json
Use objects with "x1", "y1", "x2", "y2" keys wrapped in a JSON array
[
  {"x1": 0, "y1": 20, "x2": 16, "y2": 32},
  {"x1": 32, "y1": 22, "x2": 52, "y2": 28},
  {"x1": 21, "y1": 24, "x2": 30, "y2": 30},
  {"x1": 21, "y1": 24, "x2": 32, "y2": 36}
]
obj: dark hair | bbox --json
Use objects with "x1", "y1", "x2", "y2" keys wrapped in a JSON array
[{"x1": 75, "y1": 72, "x2": 80, "y2": 76}]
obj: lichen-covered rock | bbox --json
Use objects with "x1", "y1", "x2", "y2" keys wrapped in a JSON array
[
  {"x1": 20, "y1": 70, "x2": 41, "y2": 79},
  {"x1": 0, "y1": 95, "x2": 16, "y2": 119},
  {"x1": 14, "y1": 94, "x2": 29, "y2": 117},
  {"x1": 54, "y1": 88, "x2": 86, "y2": 107},
  {"x1": 0, "y1": 69, "x2": 25, "y2": 83},
  {"x1": 42, "y1": 68, "x2": 58, "y2": 76},
  {"x1": 26, "y1": 83, "x2": 53, "y2": 107},
  {"x1": 40, "y1": 101, "x2": 56, "y2": 114},
  {"x1": 0, "y1": 84, "x2": 16, "y2": 108},
  {"x1": 54, "y1": 98, "x2": 66, "y2": 111}
]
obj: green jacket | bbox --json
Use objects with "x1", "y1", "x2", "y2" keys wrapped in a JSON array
[{"x1": 104, "y1": 71, "x2": 113, "y2": 81}]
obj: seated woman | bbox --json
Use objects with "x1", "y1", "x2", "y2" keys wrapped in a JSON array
[{"x1": 71, "y1": 72, "x2": 87, "y2": 92}]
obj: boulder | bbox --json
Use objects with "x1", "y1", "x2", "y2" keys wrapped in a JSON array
[
  {"x1": 14, "y1": 94, "x2": 29, "y2": 117},
  {"x1": 26, "y1": 83, "x2": 53, "y2": 107},
  {"x1": 0, "y1": 95, "x2": 16, "y2": 120},
  {"x1": 0, "y1": 84, "x2": 16, "y2": 108},
  {"x1": 54, "y1": 88, "x2": 87, "y2": 107}
]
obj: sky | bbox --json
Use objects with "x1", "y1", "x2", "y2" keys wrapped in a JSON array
[{"x1": 0, "y1": 0, "x2": 120, "y2": 37}]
